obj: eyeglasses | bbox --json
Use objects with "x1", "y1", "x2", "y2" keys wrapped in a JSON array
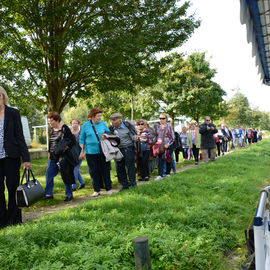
[
  {"x1": 159, "y1": 118, "x2": 166, "y2": 120},
  {"x1": 205, "y1": 120, "x2": 210, "y2": 122},
  {"x1": 138, "y1": 123, "x2": 144, "y2": 126}
]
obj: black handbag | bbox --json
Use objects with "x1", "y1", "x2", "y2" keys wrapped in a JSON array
[{"x1": 16, "y1": 169, "x2": 44, "y2": 208}]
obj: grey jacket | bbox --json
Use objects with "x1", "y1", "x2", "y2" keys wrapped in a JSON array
[{"x1": 100, "y1": 133, "x2": 123, "y2": 162}]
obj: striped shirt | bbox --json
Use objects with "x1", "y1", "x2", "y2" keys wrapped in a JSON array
[{"x1": 49, "y1": 129, "x2": 62, "y2": 159}]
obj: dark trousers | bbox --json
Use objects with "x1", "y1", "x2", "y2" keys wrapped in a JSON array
[
  {"x1": 216, "y1": 142, "x2": 221, "y2": 156},
  {"x1": 137, "y1": 150, "x2": 150, "y2": 179},
  {"x1": 86, "y1": 154, "x2": 112, "y2": 192},
  {"x1": 0, "y1": 157, "x2": 21, "y2": 227},
  {"x1": 115, "y1": 146, "x2": 136, "y2": 188},
  {"x1": 174, "y1": 149, "x2": 181, "y2": 162},
  {"x1": 192, "y1": 145, "x2": 199, "y2": 162},
  {"x1": 158, "y1": 146, "x2": 173, "y2": 176},
  {"x1": 182, "y1": 148, "x2": 188, "y2": 159}
]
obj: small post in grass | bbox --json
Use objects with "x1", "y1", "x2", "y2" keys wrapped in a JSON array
[{"x1": 132, "y1": 237, "x2": 151, "y2": 270}]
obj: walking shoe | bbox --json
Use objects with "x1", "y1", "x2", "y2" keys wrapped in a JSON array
[
  {"x1": 106, "y1": 190, "x2": 113, "y2": 195},
  {"x1": 165, "y1": 174, "x2": 171, "y2": 177},
  {"x1": 72, "y1": 187, "x2": 77, "y2": 191},
  {"x1": 144, "y1": 177, "x2": 150, "y2": 181},
  {"x1": 92, "y1": 191, "x2": 100, "y2": 197},
  {"x1": 154, "y1": 176, "x2": 163, "y2": 181},
  {"x1": 64, "y1": 196, "x2": 73, "y2": 202},
  {"x1": 195, "y1": 162, "x2": 198, "y2": 165},
  {"x1": 78, "y1": 184, "x2": 85, "y2": 190}
]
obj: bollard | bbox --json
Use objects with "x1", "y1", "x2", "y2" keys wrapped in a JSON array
[{"x1": 132, "y1": 237, "x2": 151, "y2": 270}]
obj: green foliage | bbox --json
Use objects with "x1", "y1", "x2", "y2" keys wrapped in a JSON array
[
  {"x1": 137, "y1": 52, "x2": 227, "y2": 125},
  {"x1": 62, "y1": 101, "x2": 90, "y2": 125},
  {"x1": 1, "y1": 141, "x2": 270, "y2": 269},
  {"x1": 0, "y1": 0, "x2": 199, "y2": 113},
  {"x1": 222, "y1": 90, "x2": 270, "y2": 129}
]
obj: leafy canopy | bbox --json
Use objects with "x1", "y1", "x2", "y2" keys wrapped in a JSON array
[
  {"x1": 138, "y1": 52, "x2": 226, "y2": 124},
  {"x1": 0, "y1": 0, "x2": 199, "y2": 113}
]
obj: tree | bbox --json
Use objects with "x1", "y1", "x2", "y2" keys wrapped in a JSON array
[
  {"x1": 178, "y1": 53, "x2": 227, "y2": 122},
  {"x1": 0, "y1": 0, "x2": 199, "y2": 113},
  {"x1": 137, "y1": 52, "x2": 226, "y2": 126},
  {"x1": 222, "y1": 91, "x2": 252, "y2": 127}
]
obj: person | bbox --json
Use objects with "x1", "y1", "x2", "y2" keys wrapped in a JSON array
[
  {"x1": 199, "y1": 116, "x2": 218, "y2": 162},
  {"x1": 109, "y1": 113, "x2": 137, "y2": 190},
  {"x1": 0, "y1": 86, "x2": 31, "y2": 228},
  {"x1": 79, "y1": 108, "x2": 112, "y2": 197},
  {"x1": 154, "y1": 113, "x2": 175, "y2": 180},
  {"x1": 233, "y1": 125, "x2": 243, "y2": 149},
  {"x1": 258, "y1": 130, "x2": 263, "y2": 141},
  {"x1": 44, "y1": 112, "x2": 76, "y2": 202},
  {"x1": 216, "y1": 124, "x2": 225, "y2": 156},
  {"x1": 70, "y1": 118, "x2": 85, "y2": 191},
  {"x1": 180, "y1": 127, "x2": 189, "y2": 161},
  {"x1": 221, "y1": 125, "x2": 232, "y2": 152},
  {"x1": 146, "y1": 123, "x2": 156, "y2": 174},
  {"x1": 231, "y1": 128, "x2": 236, "y2": 149},
  {"x1": 252, "y1": 128, "x2": 258, "y2": 143},
  {"x1": 136, "y1": 119, "x2": 153, "y2": 181},
  {"x1": 173, "y1": 131, "x2": 182, "y2": 163},
  {"x1": 241, "y1": 126, "x2": 247, "y2": 147},
  {"x1": 187, "y1": 121, "x2": 201, "y2": 165},
  {"x1": 247, "y1": 128, "x2": 253, "y2": 145}
]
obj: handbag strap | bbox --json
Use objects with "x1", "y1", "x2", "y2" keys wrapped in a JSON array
[
  {"x1": 90, "y1": 120, "x2": 100, "y2": 143},
  {"x1": 20, "y1": 169, "x2": 28, "y2": 185},
  {"x1": 20, "y1": 169, "x2": 37, "y2": 185}
]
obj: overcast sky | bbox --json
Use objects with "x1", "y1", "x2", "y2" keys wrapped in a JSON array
[{"x1": 177, "y1": 0, "x2": 270, "y2": 112}]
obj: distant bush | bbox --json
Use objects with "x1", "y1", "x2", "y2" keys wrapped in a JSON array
[{"x1": 39, "y1": 135, "x2": 47, "y2": 145}]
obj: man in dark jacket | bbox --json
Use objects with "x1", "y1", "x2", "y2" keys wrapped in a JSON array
[
  {"x1": 109, "y1": 113, "x2": 137, "y2": 190},
  {"x1": 199, "y1": 116, "x2": 218, "y2": 162}
]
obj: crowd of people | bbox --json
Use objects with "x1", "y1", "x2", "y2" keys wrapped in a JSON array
[
  {"x1": 0, "y1": 83, "x2": 264, "y2": 229},
  {"x1": 44, "y1": 111, "x2": 264, "y2": 201}
]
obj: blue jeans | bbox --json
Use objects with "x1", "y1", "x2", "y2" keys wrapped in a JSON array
[
  {"x1": 72, "y1": 160, "x2": 85, "y2": 189},
  {"x1": 158, "y1": 146, "x2": 173, "y2": 177},
  {"x1": 45, "y1": 159, "x2": 73, "y2": 198},
  {"x1": 86, "y1": 154, "x2": 112, "y2": 192},
  {"x1": 115, "y1": 146, "x2": 136, "y2": 188},
  {"x1": 163, "y1": 153, "x2": 176, "y2": 174}
]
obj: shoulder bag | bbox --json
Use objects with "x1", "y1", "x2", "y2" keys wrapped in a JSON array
[
  {"x1": 16, "y1": 169, "x2": 44, "y2": 208},
  {"x1": 90, "y1": 120, "x2": 103, "y2": 154}
]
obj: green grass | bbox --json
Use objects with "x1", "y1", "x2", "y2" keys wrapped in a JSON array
[{"x1": 1, "y1": 140, "x2": 270, "y2": 269}]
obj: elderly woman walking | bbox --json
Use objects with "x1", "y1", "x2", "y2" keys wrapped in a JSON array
[
  {"x1": 154, "y1": 113, "x2": 175, "y2": 181},
  {"x1": 136, "y1": 119, "x2": 153, "y2": 181},
  {"x1": 79, "y1": 108, "x2": 112, "y2": 197},
  {"x1": 44, "y1": 112, "x2": 76, "y2": 202},
  {"x1": 187, "y1": 121, "x2": 201, "y2": 165},
  {"x1": 0, "y1": 86, "x2": 31, "y2": 228},
  {"x1": 71, "y1": 118, "x2": 85, "y2": 191}
]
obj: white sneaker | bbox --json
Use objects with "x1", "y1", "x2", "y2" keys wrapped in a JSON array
[
  {"x1": 106, "y1": 190, "x2": 113, "y2": 195},
  {"x1": 166, "y1": 174, "x2": 171, "y2": 177},
  {"x1": 92, "y1": 191, "x2": 100, "y2": 197},
  {"x1": 155, "y1": 176, "x2": 163, "y2": 181}
]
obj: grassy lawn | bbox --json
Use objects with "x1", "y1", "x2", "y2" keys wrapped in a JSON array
[{"x1": 1, "y1": 139, "x2": 270, "y2": 269}]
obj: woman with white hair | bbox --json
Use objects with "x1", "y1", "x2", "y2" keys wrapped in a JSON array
[{"x1": 0, "y1": 86, "x2": 31, "y2": 228}]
